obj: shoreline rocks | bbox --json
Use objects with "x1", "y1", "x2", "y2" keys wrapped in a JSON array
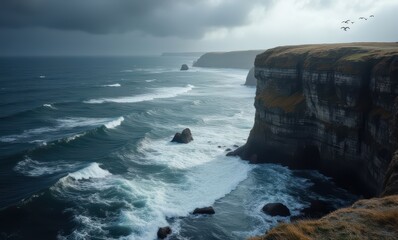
[
  {"x1": 193, "y1": 206, "x2": 215, "y2": 215},
  {"x1": 262, "y1": 203, "x2": 291, "y2": 217},
  {"x1": 291, "y1": 200, "x2": 335, "y2": 221},
  {"x1": 171, "y1": 128, "x2": 193, "y2": 144},
  {"x1": 157, "y1": 226, "x2": 171, "y2": 239}
]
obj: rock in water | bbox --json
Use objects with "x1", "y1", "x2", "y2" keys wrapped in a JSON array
[
  {"x1": 180, "y1": 64, "x2": 189, "y2": 71},
  {"x1": 157, "y1": 226, "x2": 172, "y2": 239},
  {"x1": 193, "y1": 206, "x2": 215, "y2": 215},
  {"x1": 171, "y1": 128, "x2": 193, "y2": 143},
  {"x1": 262, "y1": 203, "x2": 291, "y2": 217}
]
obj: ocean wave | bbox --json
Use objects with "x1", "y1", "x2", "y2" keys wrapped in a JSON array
[
  {"x1": 65, "y1": 162, "x2": 112, "y2": 181},
  {"x1": 104, "y1": 116, "x2": 124, "y2": 129},
  {"x1": 84, "y1": 85, "x2": 194, "y2": 104},
  {"x1": 145, "y1": 79, "x2": 156, "y2": 82},
  {"x1": 14, "y1": 157, "x2": 77, "y2": 177},
  {"x1": 0, "y1": 116, "x2": 124, "y2": 143},
  {"x1": 102, "y1": 83, "x2": 121, "y2": 87},
  {"x1": 64, "y1": 133, "x2": 86, "y2": 143},
  {"x1": 43, "y1": 103, "x2": 57, "y2": 109}
]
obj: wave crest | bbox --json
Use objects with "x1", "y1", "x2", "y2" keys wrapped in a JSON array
[{"x1": 84, "y1": 85, "x2": 194, "y2": 104}]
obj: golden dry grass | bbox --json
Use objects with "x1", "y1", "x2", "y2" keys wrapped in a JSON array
[{"x1": 249, "y1": 195, "x2": 398, "y2": 240}]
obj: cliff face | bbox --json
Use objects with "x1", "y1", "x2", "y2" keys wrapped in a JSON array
[
  {"x1": 235, "y1": 43, "x2": 398, "y2": 196},
  {"x1": 193, "y1": 50, "x2": 264, "y2": 69},
  {"x1": 245, "y1": 67, "x2": 257, "y2": 86}
]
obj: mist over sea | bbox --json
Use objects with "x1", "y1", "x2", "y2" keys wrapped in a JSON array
[{"x1": 0, "y1": 56, "x2": 356, "y2": 239}]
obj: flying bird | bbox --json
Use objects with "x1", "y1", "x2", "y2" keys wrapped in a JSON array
[
  {"x1": 341, "y1": 20, "x2": 350, "y2": 24},
  {"x1": 359, "y1": 17, "x2": 368, "y2": 20},
  {"x1": 351, "y1": 21, "x2": 355, "y2": 24},
  {"x1": 341, "y1": 26, "x2": 350, "y2": 31},
  {"x1": 370, "y1": 15, "x2": 374, "y2": 17}
]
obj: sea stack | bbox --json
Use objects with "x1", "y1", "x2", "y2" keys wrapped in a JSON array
[
  {"x1": 180, "y1": 64, "x2": 189, "y2": 71},
  {"x1": 171, "y1": 128, "x2": 193, "y2": 143}
]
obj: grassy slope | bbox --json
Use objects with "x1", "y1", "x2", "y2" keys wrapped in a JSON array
[{"x1": 250, "y1": 195, "x2": 398, "y2": 240}]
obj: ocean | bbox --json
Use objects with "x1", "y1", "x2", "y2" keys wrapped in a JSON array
[{"x1": 0, "y1": 56, "x2": 356, "y2": 240}]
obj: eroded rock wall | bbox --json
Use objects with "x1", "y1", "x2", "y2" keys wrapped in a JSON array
[{"x1": 236, "y1": 43, "x2": 398, "y2": 196}]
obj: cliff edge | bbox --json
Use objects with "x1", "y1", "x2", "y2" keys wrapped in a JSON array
[
  {"x1": 193, "y1": 50, "x2": 264, "y2": 69},
  {"x1": 233, "y1": 43, "x2": 398, "y2": 196}
]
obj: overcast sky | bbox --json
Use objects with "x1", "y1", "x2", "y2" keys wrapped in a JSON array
[{"x1": 0, "y1": 0, "x2": 397, "y2": 56}]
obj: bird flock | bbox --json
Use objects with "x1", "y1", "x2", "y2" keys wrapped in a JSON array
[{"x1": 340, "y1": 15, "x2": 374, "y2": 31}]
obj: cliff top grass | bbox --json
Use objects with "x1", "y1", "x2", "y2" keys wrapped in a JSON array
[
  {"x1": 249, "y1": 194, "x2": 398, "y2": 240},
  {"x1": 255, "y1": 42, "x2": 398, "y2": 72}
]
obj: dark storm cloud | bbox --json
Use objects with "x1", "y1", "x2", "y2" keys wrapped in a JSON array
[{"x1": 0, "y1": 0, "x2": 273, "y2": 37}]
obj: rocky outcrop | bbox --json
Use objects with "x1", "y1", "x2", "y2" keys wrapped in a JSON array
[
  {"x1": 291, "y1": 200, "x2": 335, "y2": 221},
  {"x1": 193, "y1": 50, "x2": 264, "y2": 69},
  {"x1": 382, "y1": 150, "x2": 398, "y2": 196},
  {"x1": 171, "y1": 128, "x2": 193, "y2": 144},
  {"x1": 250, "y1": 195, "x2": 398, "y2": 240},
  {"x1": 245, "y1": 67, "x2": 257, "y2": 86},
  {"x1": 180, "y1": 64, "x2": 189, "y2": 71},
  {"x1": 232, "y1": 43, "x2": 398, "y2": 196},
  {"x1": 262, "y1": 203, "x2": 291, "y2": 217},
  {"x1": 157, "y1": 226, "x2": 172, "y2": 239},
  {"x1": 192, "y1": 206, "x2": 215, "y2": 215}
]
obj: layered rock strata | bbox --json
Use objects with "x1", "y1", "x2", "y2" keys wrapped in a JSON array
[{"x1": 233, "y1": 43, "x2": 398, "y2": 196}]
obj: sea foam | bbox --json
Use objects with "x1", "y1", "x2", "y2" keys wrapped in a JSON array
[
  {"x1": 66, "y1": 162, "x2": 112, "y2": 181},
  {"x1": 84, "y1": 85, "x2": 194, "y2": 104},
  {"x1": 104, "y1": 116, "x2": 124, "y2": 129},
  {"x1": 14, "y1": 157, "x2": 77, "y2": 177},
  {"x1": 102, "y1": 83, "x2": 121, "y2": 87}
]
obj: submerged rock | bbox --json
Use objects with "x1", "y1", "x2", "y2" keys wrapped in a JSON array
[
  {"x1": 180, "y1": 64, "x2": 189, "y2": 71},
  {"x1": 262, "y1": 203, "x2": 291, "y2": 217},
  {"x1": 157, "y1": 226, "x2": 172, "y2": 239},
  {"x1": 193, "y1": 206, "x2": 215, "y2": 215},
  {"x1": 171, "y1": 128, "x2": 193, "y2": 143}
]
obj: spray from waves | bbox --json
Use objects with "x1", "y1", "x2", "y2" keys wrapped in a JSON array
[
  {"x1": 54, "y1": 158, "x2": 252, "y2": 240},
  {"x1": 84, "y1": 85, "x2": 194, "y2": 104},
  {"x1": 104, "y1": 117, "x2": 124, "y2": 129},
  {"x1": 102, "y1": 83, "x2": 121, "y2": 87},
  {"x1": 0, "y1": 117, "x2": 125, "y2": 143},
  {"x1": 14, "y1": 156, "x2": 78, "y2": 177},
  {"x1": 65, "y1": 162, "x2": 111, "y2": 181}
]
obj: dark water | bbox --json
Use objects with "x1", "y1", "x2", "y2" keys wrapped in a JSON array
[{"x1": 0, "y1": 56, "x2": 357, "y2": 239}]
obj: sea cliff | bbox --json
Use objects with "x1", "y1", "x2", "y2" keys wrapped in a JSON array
[
  {"x1": 235, "y1": 42, "x2": 398, "y2": 240},
  {"x1": 232, "y1": 43, "x2": 398, "y2": 196}
]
